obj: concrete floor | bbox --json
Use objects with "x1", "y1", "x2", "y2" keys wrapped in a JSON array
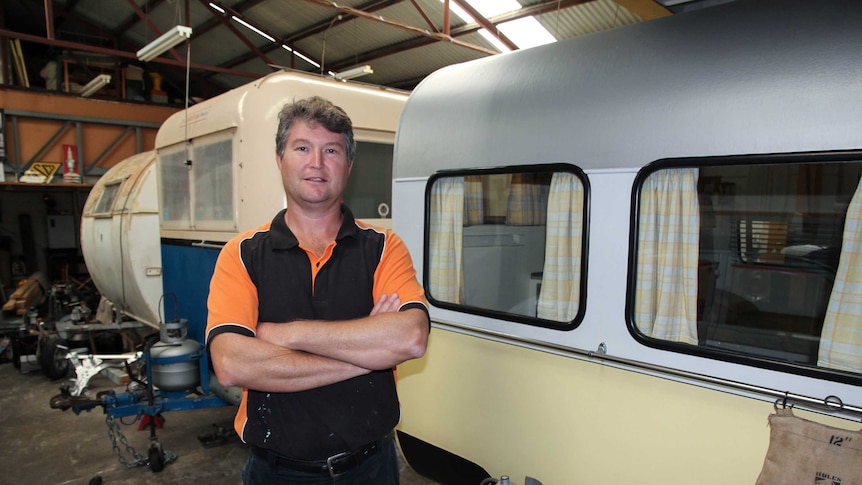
[{"x1": 0, "y1": 351, "x2": 440, "y2": 485}]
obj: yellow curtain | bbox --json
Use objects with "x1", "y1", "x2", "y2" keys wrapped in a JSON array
[
  {"x1": 428, "y1": 177, "x2": 465, "y2": 304},
  {"x1": 635, "y1": 168, "x2": 700, "y2": 344},
  {"x1": 463, "y1": 175, "x2": 484, "y2": 226},
  {"x1": 818, "y1": 178, "x2": 862, "y2": 372},
  {"x1": 537, "y1": 173, "x2": 584, "y2": 322},
  {"x1": 507, "y1": 173, "x2": 548, "y2": 225}
]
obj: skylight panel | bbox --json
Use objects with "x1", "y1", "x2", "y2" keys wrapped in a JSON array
[
  {"x1": 469, "y1": 0, "x2": 521, "y2": 17},
  {"x1": 498, "y1": 17, "x2": 557, "y2": 49},
  {"x1": 479, "y1": 30, "x2": 512, "y2": 53},
  {"x1": 440, "y1": 0, "x2": 557, "y2": 52}
]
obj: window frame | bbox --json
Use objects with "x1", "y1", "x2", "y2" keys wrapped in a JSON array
[
  {"x1": 158, "y1": 144, "x2": 192, "y2": 229},
  {"x1": 158, "y1": 128, "x2": 237, "y2": 232},
  {"x1": 424, "y1": 163, "x2": 590, "y2": 331},
  {"x1": 92, "y1": 180, "x2": 123, "y2": 217},
  {"x1": 342, "y1": 140, "x2": 395, "y2": 220},
  {"x1": 626, "y1": 150, "x2": 862, "y2": 385},
  {"x1": 191, "y1": 132, "x2": 236, "y2": 232}
]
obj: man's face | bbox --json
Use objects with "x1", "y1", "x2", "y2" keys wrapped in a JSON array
[{"x1": 277, "y1": 119, "x2": 352, "y2": 210}]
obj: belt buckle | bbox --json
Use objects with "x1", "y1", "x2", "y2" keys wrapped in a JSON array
[{"x1": 326, "y1": 451, "x2": 350, "y2": 478}]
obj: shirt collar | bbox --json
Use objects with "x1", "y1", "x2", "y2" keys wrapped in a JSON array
[{"x1": 269, "y1": 204, "x2": 358, "y2": 250}]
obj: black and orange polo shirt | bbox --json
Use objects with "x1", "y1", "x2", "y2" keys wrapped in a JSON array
[{"x1": 206, "y1": 205, "x2": 428, "y2": 460}]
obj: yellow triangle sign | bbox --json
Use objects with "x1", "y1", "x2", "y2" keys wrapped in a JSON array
[{"x1": 19, "y1": 162, "x2": 62, "y2": 183}]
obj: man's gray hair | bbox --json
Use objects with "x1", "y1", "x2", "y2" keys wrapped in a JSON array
[{"x1": 275, "y1": 96, "x2": 356, "y2": 163}]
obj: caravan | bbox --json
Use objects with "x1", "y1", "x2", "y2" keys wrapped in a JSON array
[{"x1": 391, "y1": 1, "x2": 862, "y2": 483}]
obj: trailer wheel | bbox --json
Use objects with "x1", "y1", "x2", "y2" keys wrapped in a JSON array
[
  {"x1": 40, "y1": 335, "x2": 70, "y2": 380},
  {"x1": 148, "y1": 443, "x2": 166, "y2": 472}
]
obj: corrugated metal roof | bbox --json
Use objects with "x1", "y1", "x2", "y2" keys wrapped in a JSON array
[
  {"x1": 540, "y1": 0, "x2": 644, "y2": 37},
  {"x1": 1, "y1": 0, "x2": 736, "y2": 100}
]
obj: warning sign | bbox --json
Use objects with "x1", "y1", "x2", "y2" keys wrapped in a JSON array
[{"x1": 19, "y1": 162, "x2": 62, "y2": 184}]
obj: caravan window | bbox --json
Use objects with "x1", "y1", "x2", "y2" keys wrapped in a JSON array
[
  {"x1": 93, "y1": 181, "x2": 121, "y2": 215},
  {"x1": 425, "y1": 165, "x2": 588, "y2": 329},
  {"x1": 160, "y1": 148, "x2": 191, "y2": 225},
  {"x1": 159, "y1": 129, "x2": 235, "y2": 231},
  {"x1": 631, "y1": 154, "x2": 862, "y2": 380},
  {"x1": 343, "y1": 141, "x2": 394, "y2": 220},
  {"x1": 193, "y1": 136, "x2": 234, "y2": 229}
]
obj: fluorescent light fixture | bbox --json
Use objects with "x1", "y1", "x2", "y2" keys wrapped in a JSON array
[
  {"x1": 232, "y1": 16, "x2": 275, "y2": 42},
  {"x1": 136, "y1": 25, "x2": 192, "y2": 62},
  {"x1": 333, "y1": 65, "x2": 373, "y2": 81},
  {"x1": 293, "y1": 51, "x2": 320, "y2": 68},
  {"x1": 208, "y1": 2, "x2": 225, "y2": 14},
  {"x1": 78, "y1": 74, "x2": 111, "y2": 97}
]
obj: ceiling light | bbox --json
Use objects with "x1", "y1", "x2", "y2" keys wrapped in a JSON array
[
  {"x1": 136, "y1": 25, "x2": 193, "y2": 62},
  {"x1": 333, "y1": 65, "x2": 373, "y2": 81},
  {"x1": 293, "y1": 51, "x2": 319, "y2": 68},
  {"x1": 78, "y1": 74, "x2": 111, "y2": 97},
  {"x1": 232, "y1": 16, "x2": 275, "y2": 42}
]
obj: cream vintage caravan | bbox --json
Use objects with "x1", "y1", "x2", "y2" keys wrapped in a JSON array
[
  {"x1": 66, "y1": 69, "x2": 409, "y2": 471},
  {"x1": 82, "y1": 70, "x2": 407, "y2": 350}
]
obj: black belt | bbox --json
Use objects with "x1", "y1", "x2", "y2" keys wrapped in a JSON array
[{"x1": 251, "y1": 431, "x2": 394, "y2": 478}]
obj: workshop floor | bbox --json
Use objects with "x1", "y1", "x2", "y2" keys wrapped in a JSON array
[{"x1": 0, "y1": 354, "x2": 440, "y2": 485}]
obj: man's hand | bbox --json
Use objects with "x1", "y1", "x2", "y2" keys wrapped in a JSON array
[{"x1": 370, "y1": 293, "x2": 401, "y2": 316}]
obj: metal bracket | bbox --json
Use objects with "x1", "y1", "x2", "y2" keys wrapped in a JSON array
[{"x1": 66, "y1": 349, "x2": 141, "y2": 396}]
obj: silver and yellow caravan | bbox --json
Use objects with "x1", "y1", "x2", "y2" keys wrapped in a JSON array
[{"x1": 392, "y1": 1, "x2": 862, "y2": 483}]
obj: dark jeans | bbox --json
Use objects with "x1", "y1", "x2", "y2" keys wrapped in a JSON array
[{"x1": 242, "y1": 438, "x2": 400, "y2": 485}]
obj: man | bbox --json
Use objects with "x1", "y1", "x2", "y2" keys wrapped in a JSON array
[{"x1": 206, "y1": 96, "x2": 430, "y2": 484}]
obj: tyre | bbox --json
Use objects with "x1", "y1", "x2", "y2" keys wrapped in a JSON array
[
  {"x1": 148, "y1": 443, "x2": 165, "y2": 472},
  {"x1": 39, "y1": 334, "x2": 70, "y2": 380}
]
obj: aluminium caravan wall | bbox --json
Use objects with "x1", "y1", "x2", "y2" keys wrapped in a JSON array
[
  {"x1": 392, "y1": 0, "x2": 862, "y2": 396},
  {"x1": 398, "y1": 329, "x2": 774, "y2": 484},
  {"x1": 393, "y1": 1, "x2": 861, "y2": 180},
  {"x1": 394, "y1": 0, "x2": 862, "y2": 394}
]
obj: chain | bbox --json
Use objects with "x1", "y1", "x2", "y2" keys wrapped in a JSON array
[
  {"x1": 106, "y1": 414, "x2": 148, "y2": 468},
  {"x1": 105, "y1": 415, "x2": 178, "y2": 469}
]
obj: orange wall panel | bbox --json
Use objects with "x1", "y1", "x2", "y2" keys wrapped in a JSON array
[{"x1": 1, "y1": 88, "x2": 177, "y2": 173}]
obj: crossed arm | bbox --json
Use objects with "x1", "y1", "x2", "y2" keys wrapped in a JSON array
[{"x1": 209, "y1": 294, "x2": 428, "y2": 393}]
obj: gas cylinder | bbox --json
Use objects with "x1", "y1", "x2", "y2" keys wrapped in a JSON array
[{"x1": 149, "y1": 319, "x2": 201, "y2": 392}]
